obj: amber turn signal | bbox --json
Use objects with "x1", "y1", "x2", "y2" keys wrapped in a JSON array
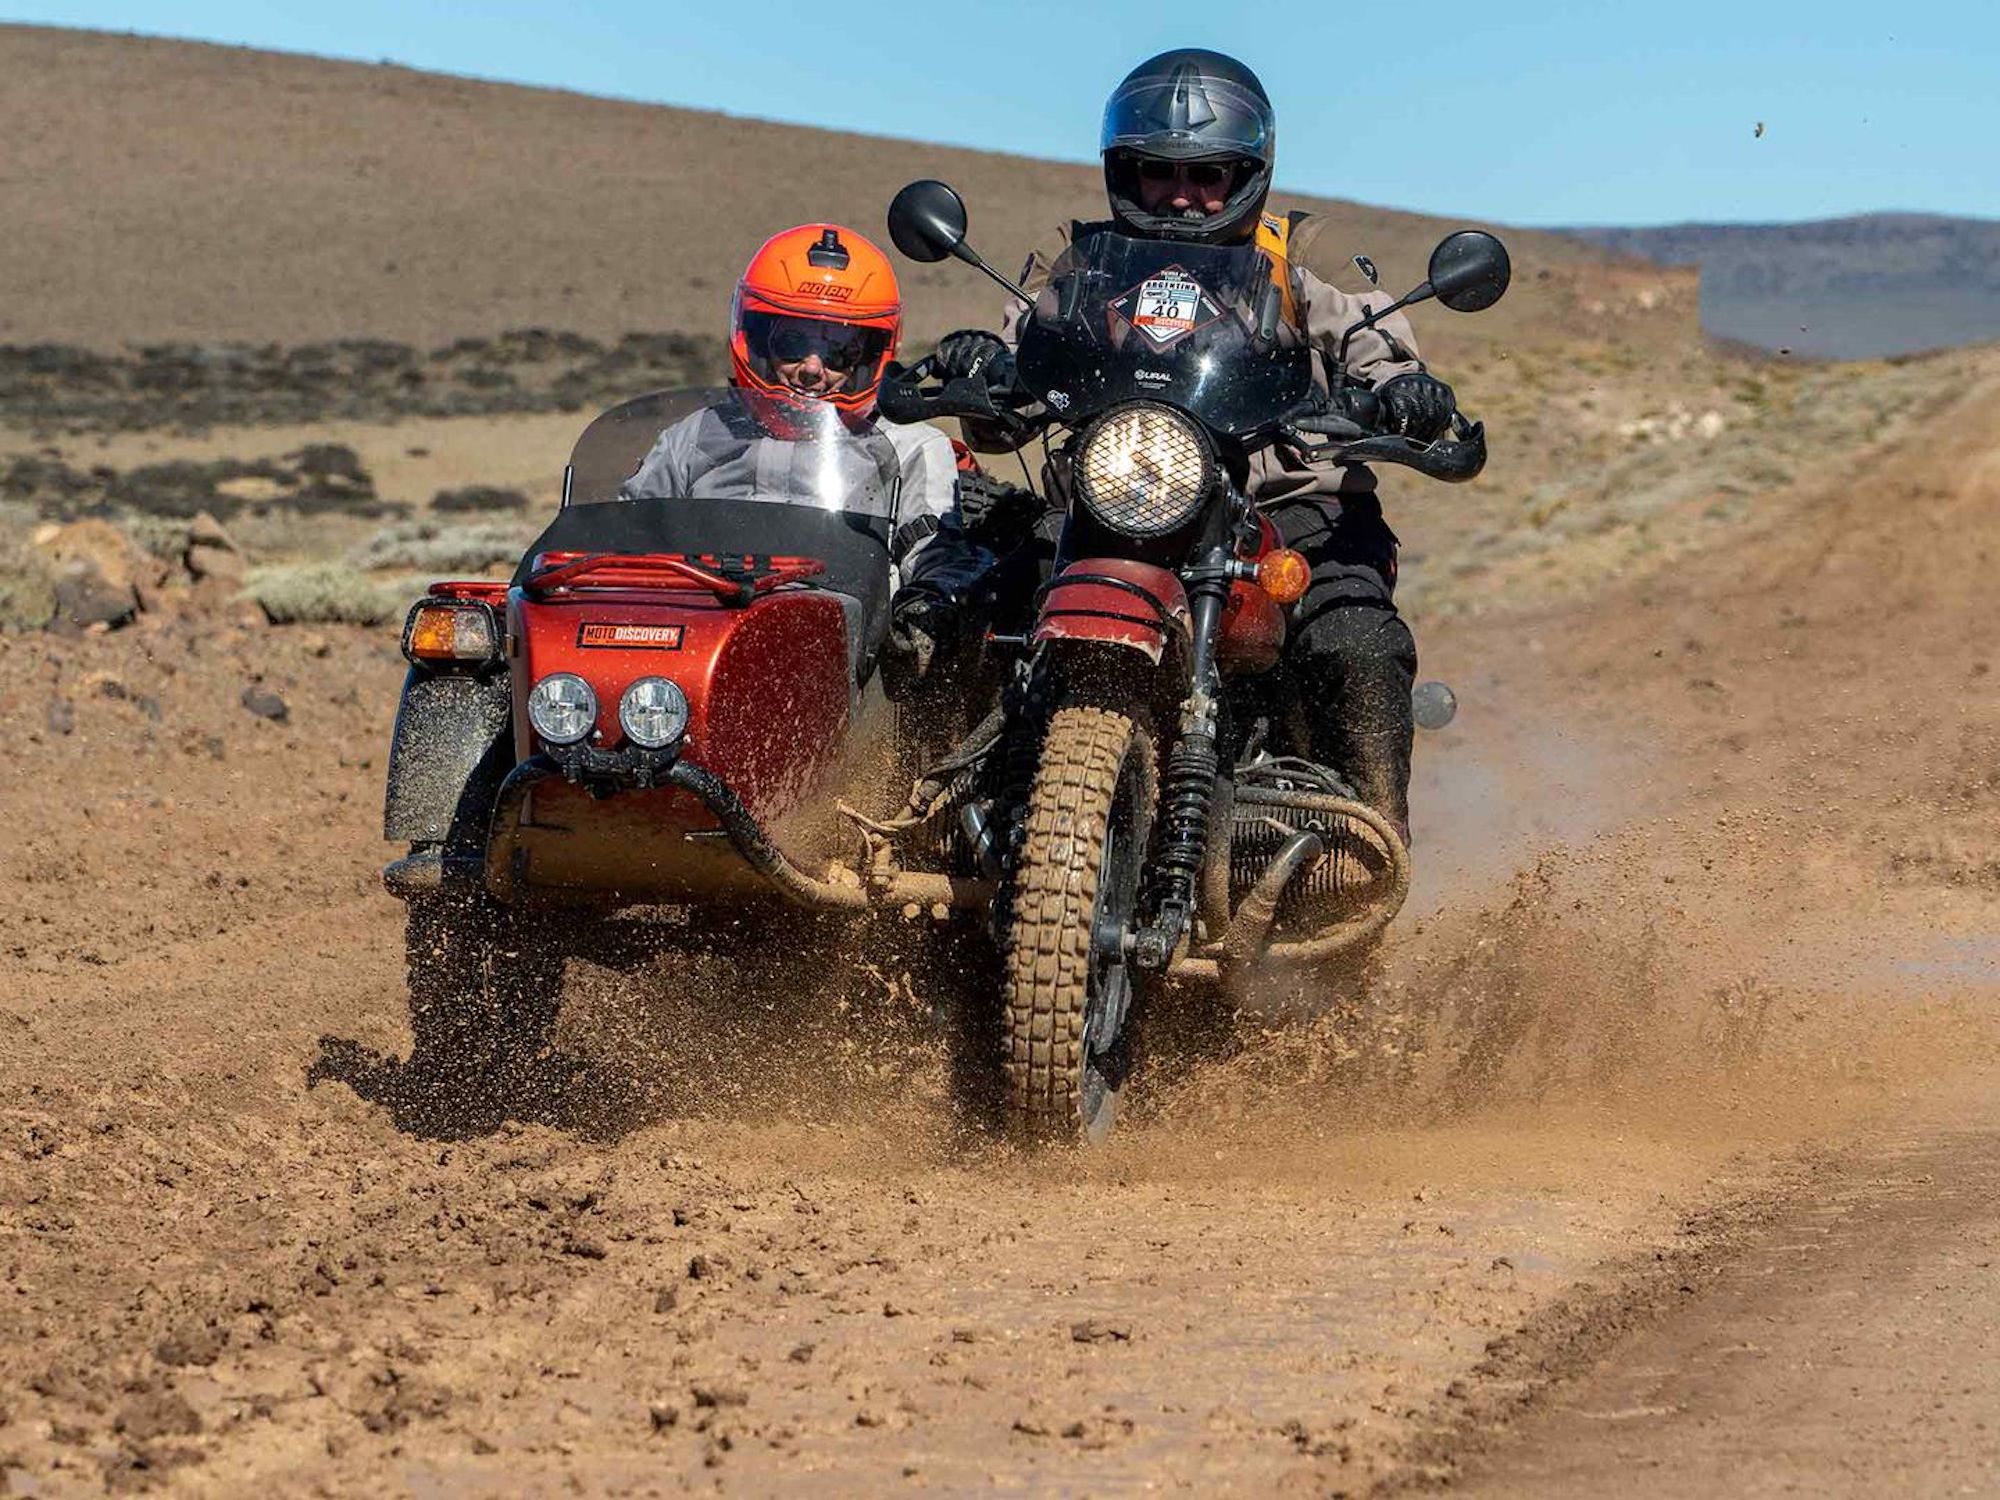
[
  {"x1": 403, "y1": 602, "x2": 497, "y2": 663},
  {"x1": 1256, "y1": 548, "x2": 1311, "y2": 605}
]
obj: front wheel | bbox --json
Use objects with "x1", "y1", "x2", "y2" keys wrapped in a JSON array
[{"x1": 1002, "y1": 703, "x2": 1157, "y2": 1144}]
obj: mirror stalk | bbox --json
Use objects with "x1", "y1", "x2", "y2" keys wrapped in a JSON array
[
  {"x1": 1336, "y1": 281, "x2": 1436, "y2": 369},
  {"x1": 950, "y1": 242, "x2": 1036, "y2": 307}
]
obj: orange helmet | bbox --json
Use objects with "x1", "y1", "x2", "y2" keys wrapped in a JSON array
[{"x1": 730, "y1": 224, "x2": 902, "y2": 438}]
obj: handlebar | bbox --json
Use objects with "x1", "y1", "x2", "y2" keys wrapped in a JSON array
[{"x1": 881, "y1": 355, "x2": 1488, "y2": 485}]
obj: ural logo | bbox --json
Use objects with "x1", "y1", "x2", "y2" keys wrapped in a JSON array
[
  {"x1": 803, "y1": 281, "x2": 855, "y2": 300},
  {"x1": 579, "y1": 622, "x2": 684, "y2": 650},
  {"x1": 1134, "y1": 369, "x2": 1173, "y2": 384}
]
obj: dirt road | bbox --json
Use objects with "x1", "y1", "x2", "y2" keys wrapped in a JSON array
[
  {"x1": 1447, "y1": 1118, "x2": 2000, "y2": 1498},
  {"x1": 4, "y1": 362, "x2": 1998, "y2": 1495}
]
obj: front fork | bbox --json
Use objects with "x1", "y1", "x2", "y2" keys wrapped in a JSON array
[{"x1": 1132, "y1": 544, "x2": 1233, "y2": 971}]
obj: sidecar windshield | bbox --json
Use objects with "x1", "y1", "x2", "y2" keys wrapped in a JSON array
[
  {"x1": 1017, "y1": 229, "x2": 1314, "y2": 438},
  {"x1": 519, "y1": 387, "x2": 898, "y2": 646},
  {"x1": 562, "y1": 386, "x2": 899, "y2": 515}
]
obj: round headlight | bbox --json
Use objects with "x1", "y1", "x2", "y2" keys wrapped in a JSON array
[
  {"x1": 1074, "y1": 403, "x2": 1213, "y2": 537},
  {"x1": 619, "y1": 676, "x2": 689, "y2": 750},
  {"x1": 527, "y1": 672, "x2": 597, "y2": 745}
]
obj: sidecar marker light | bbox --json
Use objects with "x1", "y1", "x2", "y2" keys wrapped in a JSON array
[{"x1": 404, "y1": 603, "x2": 497, "y2": 662}]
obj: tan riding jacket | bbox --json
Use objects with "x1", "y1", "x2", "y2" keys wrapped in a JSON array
[{"x1": 987, "y1": 212, "x2": 1427, "y2": 501}]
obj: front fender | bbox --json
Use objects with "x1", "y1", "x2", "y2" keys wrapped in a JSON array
[
  {"x1": 382, "y1": 668, "x2": 513, "y2": 845},
  {"x1": 1032, "y1": 559, "x2": 1191, "y2": 667}
]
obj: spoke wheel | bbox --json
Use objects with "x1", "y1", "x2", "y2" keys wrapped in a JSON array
[{"x1": 1003, "y1": 703, "x2": 1156, "y2": 1144}]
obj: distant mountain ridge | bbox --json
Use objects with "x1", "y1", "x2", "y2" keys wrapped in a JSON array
[{"x1": 1565, "y1": 214, "x2": 2000, "y2": 359}]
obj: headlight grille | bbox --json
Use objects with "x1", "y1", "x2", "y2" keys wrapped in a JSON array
[{"x1": 1074, "y1": 404, "x2": 1213, "y2": 537}]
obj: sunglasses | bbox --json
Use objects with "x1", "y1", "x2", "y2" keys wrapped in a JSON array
[
  {"x1": 1136, "y1": 159, "x2": 1241, "y2": 188},
  {"x1": 763, "y1": 318, "x2": 870, "y2": 372}
]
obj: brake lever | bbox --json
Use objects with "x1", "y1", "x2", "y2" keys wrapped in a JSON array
[
  {"x1": 1283, "y1": 385, "x2": 1382, "y2": 442},
  {"x1": 1285, "y1": 411, "x2": 1368, "y2": 441}
]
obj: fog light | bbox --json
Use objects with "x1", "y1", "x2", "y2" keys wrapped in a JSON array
[
  {"x1": 527, "y1": 672, "x2": 597, "y2": 745},
  {"x1": 618, "y1": 677, "x2": 689, "y2": 749}
]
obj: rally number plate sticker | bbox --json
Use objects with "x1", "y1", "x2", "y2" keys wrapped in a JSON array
[
  {"x1": 1116, "y1": 268, "x2": 1218, "y2": 347},
  {"x1": 1136, "y1": 272, "x2": 1205, "y2": 340},
  {"x1": 578, "y1": 622, "x2": 684, "y2": 650}
]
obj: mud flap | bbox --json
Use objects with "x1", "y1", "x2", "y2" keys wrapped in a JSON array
[{"x1": 383, "y1": 668, "x2": 513, "y2": 847}]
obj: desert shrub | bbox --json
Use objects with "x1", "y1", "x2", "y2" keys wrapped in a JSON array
[
  {"x1": 285, "y1": 443, "x2": 369, "y2": 483},
  {"x1": 0, "y1": 540, "x2": 57, "y2": 631},
  {"x1": 433, "y1": 484, "x2": 529, "y2": 513},
  {"x1": 246, "y1": 563, "x2": 419, "y2": 625},
  {"x1": 349, "y1": 519, "x2": 529, "y2": 573},
  {"x1": 117, "y1": 513, "x2": 196, "y2": 563}
]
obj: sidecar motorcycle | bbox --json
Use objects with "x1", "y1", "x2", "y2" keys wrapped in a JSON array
[{"x1": 381, "y1": 190, "x2": 1505, "y2": 1143}]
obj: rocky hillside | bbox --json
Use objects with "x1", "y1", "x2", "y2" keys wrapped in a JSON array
[{"x1": 0, "y1": 24, "x2": 1679, "y2": 361}]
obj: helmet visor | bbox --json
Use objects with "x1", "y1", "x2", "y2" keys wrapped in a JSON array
[
  {"x1": 742, "y1": 312, "x2": 892, "y2": 388},
  {"x1": 1100, "y1": 71, "x2": 1274, "y2": 163}
]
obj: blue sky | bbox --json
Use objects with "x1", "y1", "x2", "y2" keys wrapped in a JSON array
[{"x1": 7, "y1": 1, "x2": 1995, "y2": 227}]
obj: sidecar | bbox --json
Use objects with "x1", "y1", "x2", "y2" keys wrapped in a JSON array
[{"x1": 376, "y1": 389, "x2": 990, "y2": 1093}]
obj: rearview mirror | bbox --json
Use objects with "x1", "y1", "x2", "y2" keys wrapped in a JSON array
[
  {"x1": 884, "y1": 179, "x2": 1037, "y2": 308},
  {"x1": 1427, "y1": 230, "x2": 1511, "y2": 314},
  {"x1": 887, "y1": 180, "x2": 970, "y2": 265}
]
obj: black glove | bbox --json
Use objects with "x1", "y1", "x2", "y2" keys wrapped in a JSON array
[
  {"x1": 881, "y1": 587, "x2": 960, "y2": 694},
  {"x1": 932, "y1": 329, "x2": 1015, "y2": 391},
  {"x1": 1376, "y1": 372, "x2": 1457, "y2": 443}
]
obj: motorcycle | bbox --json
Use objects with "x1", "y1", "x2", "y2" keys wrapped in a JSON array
[{"x1": 862, "y1": 179, "x2": 1510, "y2": 1142}]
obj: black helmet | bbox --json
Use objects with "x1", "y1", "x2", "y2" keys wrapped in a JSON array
[{"x1": 1100, "y1": 49, "x2": 1276, "y2": 245}]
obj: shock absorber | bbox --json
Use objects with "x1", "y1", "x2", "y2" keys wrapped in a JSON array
[
  {"x1": 1134, "y1": 560, "x2": 1232, "y2": 969},
  {"x1": 1157, "y1": 725, "x2": 1220, "y2": 895}
]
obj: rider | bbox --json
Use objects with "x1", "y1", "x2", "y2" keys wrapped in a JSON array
[
  {"x1": 913, "y1": 50, "x2": 1461, "y2": 843},
  {"x1": 621, "y1": 222, "x2": 989, "y2": 679}
]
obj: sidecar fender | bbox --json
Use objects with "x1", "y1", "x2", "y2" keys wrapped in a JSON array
[
  {"x1": 383, "y1": 667, "x2": 513, "y2": 845},
  {"x1": 1032, "y1": 560, "x2": 1191, "y2": 667}
]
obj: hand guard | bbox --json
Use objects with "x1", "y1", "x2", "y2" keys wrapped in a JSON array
[
  {"x1": 1376, "y1": 373, "x2": 1457, "y2": 443},
  {"x1": 933, "y1": 329, "x2": 1016, "y2": 392}
]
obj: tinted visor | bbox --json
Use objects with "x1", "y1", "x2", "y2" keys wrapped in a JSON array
[
  {"x1": 743, "y1": 312, "x2": 891, "y2": 377},
  {"x1": 1100, "y1": 72, "x2": 1274, "y2": 163}
]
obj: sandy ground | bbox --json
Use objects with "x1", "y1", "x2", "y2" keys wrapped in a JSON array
[
  {"x1": 1452, "y1": 1112, "x2": 2000, "y2": 1497},
  {"x1": 3, "y1": 356, "x2": 1998, "y2": 1496}
]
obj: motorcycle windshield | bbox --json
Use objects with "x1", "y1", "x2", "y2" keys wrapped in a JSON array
[
  {"x1": 1016, "y1": 229, "x2": 1314, "y2": 439},
  {"x1": 520, "y1": 387, "x2": 896, "y2": 643}
]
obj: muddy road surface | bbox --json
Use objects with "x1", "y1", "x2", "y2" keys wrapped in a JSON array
[{"x1": 5, "y1": 367, "x2": 2000, "y2": 1495}]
